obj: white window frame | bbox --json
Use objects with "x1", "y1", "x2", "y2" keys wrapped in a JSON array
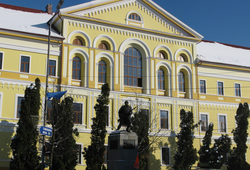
[
  {"x1": 161, "y1": 146, "x2": 171, "y2": 166},
  {"x1": 19, "y1": 55, "x2": 31, "y2": 73},
  {"x1": 199, "y1": 112, "x2": 209, "y2": 132},
  {"x1": 0, "y1": 51, "x2": 4, "y2": 70},
  {"x1": 47, "y1": 58, "x2": 58, "y2": 77},
  {"x1": 217, "y1": 114, "x2": 227, "y2": 133},
  {"x1": 199, "y1": 79, "x2": 207, "y2": 94},
  {"x1": 234, "y1": 83, "x2": 241, "y2": 97},
  {"x1": 14, "y1": 94, "x2": 25, "y2": 119},
  {"x1": 159, "y1": 109, "x2": 169, "y2": 130},
  {"x1": 217, "y1": 81, "x2": 224, "y2": 95},
  {"x1": 0, "y1": 92, "x2": 3, "y2": 118},
  {"x1": 73, "y1": 102, "x2": 84, "y2": 125},
  {"x1": 125, "y1": 11, "x2": 144, "y2": 27},
  {"x1": 76, "y1": 143, "x2": 83, "y2": 165}
]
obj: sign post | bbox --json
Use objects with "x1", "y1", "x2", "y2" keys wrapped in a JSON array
[{"x1": 40, "y1": 126, "x2": 52, "y2": 137}]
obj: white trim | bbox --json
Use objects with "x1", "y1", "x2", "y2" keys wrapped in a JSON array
[
  {"x1": 159, "y1": 109, "x2": 170, "y2": 130},
  {"x1": 217, "y1": 113, "x2": 228, "y2": 133},
  {"x1": 125, "y1": 11, "x2": 144, "y2": 27},
  {"x1": 0, "y1": 42, "x2": 60, "y2": 56},
  {"x1": 67, "y1": 30, "x2": 92, "y2": 47},
  {"x1": 199, "y1": 79, "x2": 207, "y2": 94},
  {"x1": 0, "y1": 51, "x2": 4, "y2": 70},
  {"x1": 174, "y1": 48, "x2": 193, "y2": 63},
  {"x1": 14, "y1": 94, "x2": 25, "y2": 119},
  {"x1": 19, "y1": 55, "x2": 31, "y2": 73},
  {"x1": 199, "y1": 112, "x2": 209, "y2": 132},
  {"x1": 73, "y1": 102, "x2": 84, "y2": 125},
  {"x1": 198, "y1": 72, "x2": 250, "y2": 82},
  {"x1": 217, "y1": 81, "x2": 224, "y2": 95},
  {"x1": 153, "y1": 45, "x2": 173, "y2": 61},
  {"x1": 76, "y1": 143, "x2": 83, "y2": 165},
  {"x1": 47, "y1": 58, "x2": 58, "y2": 77},
  {"x1": 0, "y1": 92, "x2": 3, "y2": 118},
  {"x1": 93, "y1": 34, "x2": 116, "y2": 51},
  {"x1": 177, "y1": 64, "x2": 193, "y2": 99},
  {"x1": 161, "y1": 146, "x2": 171, "y2": 166},
  {"x1": 234, "y1": 82, "x2": 241, "y2": 97}
]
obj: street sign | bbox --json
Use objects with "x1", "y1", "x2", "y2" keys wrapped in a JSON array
[{"x1": 40, "y1": 126, "x2": 52, "y2": 137}]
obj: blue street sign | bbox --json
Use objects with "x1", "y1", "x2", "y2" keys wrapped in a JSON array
[{"x1": 40, "y1": 126, "x2": 52, "y2": 137}]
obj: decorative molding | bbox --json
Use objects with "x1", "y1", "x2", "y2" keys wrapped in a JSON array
[{"x1": 198, "y1": 72, "x2": 250, "y2": 82}]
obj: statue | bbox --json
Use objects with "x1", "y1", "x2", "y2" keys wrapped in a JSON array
[{"x1": 116, "y1": 101, "x2": 134, "y2": 132}]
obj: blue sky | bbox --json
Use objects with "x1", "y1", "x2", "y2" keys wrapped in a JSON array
[{"x1": 2, "y1": 0, "x2": 249, "y2": 47}]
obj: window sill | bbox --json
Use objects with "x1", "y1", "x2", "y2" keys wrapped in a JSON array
[
  {"x1": 124, "y1": 85, "x2": 143, "y2": 89},
  {"x1": 72, "y1": 79, "x2": 82, "y2": 82}
]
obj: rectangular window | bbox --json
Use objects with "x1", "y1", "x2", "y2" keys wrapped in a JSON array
[
  {"x1": 46, "y1": 100, "x2": 52, "y2": 121},
  {"x1": 104, "y1": 145, "x2": 108, "y2": 164},
  {"x1": 200, "y1": 80, "x2": 206, "y2": 94},
  {"x1": 49, "y1": 60, "x2": 56, "y2": 76},
  {"x1": 75, "y1": 144, "x2": 82, "y2": 164},
  {"x1": 200, "y1": 114, "x2": 208, "y2": 131},
  {"x1": 161, "y1": 147, "x2": 170, "y2": 165},
  {"x1": 235, "y1": 83, "x2": 241, "y2": 97},
  {"x1": 0, "y1": 53, "x2": 2, "y2": 69},
  {"x1": 160, "y1": 110, "x2": 168, "y2": 129},
  {"x1": 20, "y1": 56, "x2": 30, "y2": 73},
  {"x1": 17, "y1": 97, "x2": 25, "y2": 118},
  {"x1": 218, "y1": 82, "x2": 224, "y2": 95},
  {"x1": 219, "y1": 115, "x2": 226, "y2": 132},
  {"x1": 73, "y1": 103, "x2": 82, "y2": 124}
]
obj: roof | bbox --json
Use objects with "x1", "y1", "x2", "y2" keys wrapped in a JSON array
[
  {"x1": 0, "y1": 3, "x2": 63, "y2": 39},
  {"x1": 197, "y1": 40, "x2": 250, "y2": 68}
]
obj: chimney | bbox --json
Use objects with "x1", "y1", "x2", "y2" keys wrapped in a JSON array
[{"x1": 46, "y1": 4, "x2": 53, "y2": 14}]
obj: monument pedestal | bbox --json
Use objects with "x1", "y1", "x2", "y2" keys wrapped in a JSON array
[{"x1": 107, "y1": 131, "x2": 138, "y2": 170}]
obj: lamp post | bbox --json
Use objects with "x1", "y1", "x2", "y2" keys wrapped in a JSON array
[{"x1": 41, "y1": 1, "x2": 64, "y2": 169}]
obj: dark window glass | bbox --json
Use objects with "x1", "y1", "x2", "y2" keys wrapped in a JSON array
[
  {"x1": 73, "y1": 103, "x2": 82, "y2": 124},
  {"x1": 129, "y1": 13, "x2": 141, "y2": 21},
  {"x1": 200, "y1": 80, "x2": 206, "y2": 94},
  {"x1": 21, "y1": 56, "x2": 30, "y2": 73},
  {"x1": 72, "y1": 57, "x2": 81, "y2": 80},
  {"x1": 162, "y1": 148, "x2": 170, "y2": 165},
  {"x1": 75, "y1": 145, "x2": 81, "y2": 164},
  {"x1": 219, "y1": 115, "x2": 226, "y2": 132},
  {"x1": 73, "y1": 38, "x2": 83, "y2": 46},
  {"x1": 98, "y1": 60, "x2": 106, "y2": 83},
  {"x1": 160, "y1": 110, "x2": 168, "y2": 129},
  {"x1": 235, "y1": 84, "x2": 241, "y2": 97},
  {"x1": 0, "y1": 53, "x2": 2, "y2": 69},
  {"x1": 218, "y1": 82, "x2": 224, "y2": 95},
  {"x1": 158, "y1": 69, "x2": 165, "y2": 90},
  {"x1": 46, "y1": 100, "x2": 52, "y2": 121},
  {"x1": 178, "y1": 72, "x2": 185, "y2": 92},
  {"x1": 124, "y1": 47, "x2": 142, "y2": 87},
  {"x1": 17, "y1": 97, "x2": 25, "y2": 118},
  {"x1": 49, "y1": 60, "x2": 56, "y2": 76},
  {"x1": 201, "y1": 114, "x2": 208, "y2": 131}
]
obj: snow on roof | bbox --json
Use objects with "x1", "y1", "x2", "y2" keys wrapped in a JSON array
[
  {"x1": 0, "y1": 4, "x2": 63, "y2": 39},
  {"x1": 197, "y1": 40, "x2": 250, "y2": 68}
]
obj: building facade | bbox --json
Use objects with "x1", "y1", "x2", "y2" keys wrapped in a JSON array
[{"x1": 0, "y1": 1, "x2": 249, "y2": 170}]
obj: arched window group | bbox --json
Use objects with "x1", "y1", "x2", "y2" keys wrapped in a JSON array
[
  {"x1": 124, "y1": 47, "x2": 142, "y2": 87},
  {"x1": 73, "y1": 38, "x2": 84, "y2": 46}
]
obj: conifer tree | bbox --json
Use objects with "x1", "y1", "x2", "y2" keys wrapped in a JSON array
[
  {"x1": 131, "y1": 110, "x2": 150, "y2": 170},
  {"x1": 83, "y1": 83, "x2": 110, "y2": 170},
  {"x1": 228, "y1": 102, "x2": 250, "y2": 170},
  {"x1": 198, "y1": 122, "x2": 214, "y2": 165},
  {"x1": 50, "y1": 97, "x2": 79, "y2": 170},
  {"x1": 10, "y1": 78, "x2": 41, "y2": 170},
  {"x1": 173, "y1": 109, "x2": 198, "y2": 170}
]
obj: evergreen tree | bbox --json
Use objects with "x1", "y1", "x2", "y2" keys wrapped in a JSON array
[
  {"x1": 83, "y1": 83, "x2": 110, "y2": 170},
  {"x1": 10, "y1": 78, "x2": 41, "y2": 170},
  {"x1": 228, "y1": 102, "x2": 250, "y2": 170},
  {"x1": 198, "y1": 122, "x2": 214, "y2": 165},
  {"x1": 173, "y1": 109, "x2": 198, "y2": 170},
  {"x1": 50, "y1": 97, "x2": 79, "y2": 170},
  {"x1": 131, "y1": 110, "x2": 150, "y2": 170}
]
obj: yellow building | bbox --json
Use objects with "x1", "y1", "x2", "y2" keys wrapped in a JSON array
[{"x1": 0, "y1": 0, "x2": 249, "y2": 170}]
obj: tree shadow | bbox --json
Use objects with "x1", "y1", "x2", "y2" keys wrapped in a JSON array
[{"x1": 0, "y1": 120, "x2": 15, "y2": 169}]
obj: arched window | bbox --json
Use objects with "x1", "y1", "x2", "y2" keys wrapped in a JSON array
[
  {"x1": 157, "y1": 52, "x2": 165, "y2": 59},
  {"x1": 178, "y1": 55, "x2": 186, "y2": 62},
  {"x1": 178, "y1": 71, "x2": 185, "y2": 92},
  {"x1": 72, "y1": 57, "x2": 81, "y2": 80},
  {"x1": 98, "y1": 60, "x2": 106, "y2": 83},
  {"x1": 73, "y1": 38, "x2": 84, "y2": 46},
  {"x1": 124, "y1": 47, "x2": 142, "y2": 87},
  {"x1": 129, "y1": 13, "x2": 141, "y2": 21},
  {"x1": 98, "y1": 42, "x2": 109, "y2": 50},
  {"x1": 158, "y1": 69, "x2": 164, "y2": 90}
]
